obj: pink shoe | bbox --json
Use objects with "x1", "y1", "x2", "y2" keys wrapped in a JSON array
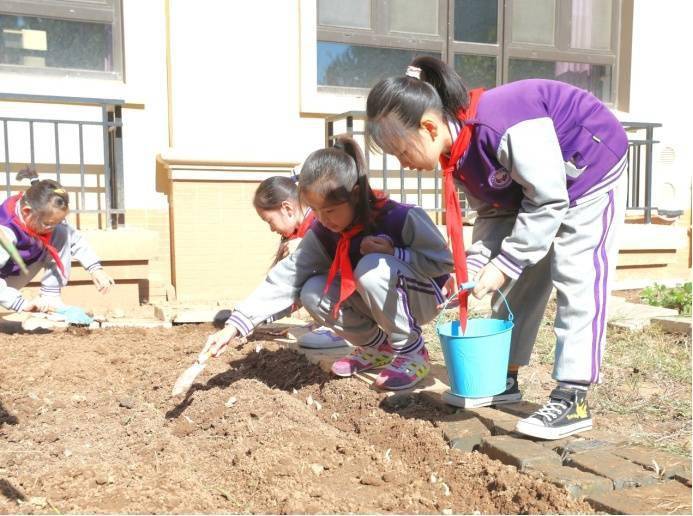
[
  {"x1": 331, "y1": 341, "x2": 394, "y2": 377},
  {"x1": 374, "y1": 347, "x2": 431, "y2": 390}
]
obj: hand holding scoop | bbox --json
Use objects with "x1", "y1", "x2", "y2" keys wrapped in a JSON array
[
  {"x1": 171, "y1": 349, "x2": 212, "y2": 397},
  {"x1": 171, "y1": 326, "x2": 241, "y2": 397}
]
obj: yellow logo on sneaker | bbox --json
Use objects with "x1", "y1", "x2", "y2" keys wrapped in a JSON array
[{"x1": 567, "y1": 400, "x2": 588, "y2": 420}]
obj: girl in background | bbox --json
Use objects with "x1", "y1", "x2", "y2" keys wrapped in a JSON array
[{"x1": 0, "y1": 169, "x2": 113, "y2": 315}]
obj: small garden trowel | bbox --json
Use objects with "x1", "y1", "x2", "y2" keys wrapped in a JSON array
[{"x1": 171, "y1": 349, "x2": 212, "y2": 397}]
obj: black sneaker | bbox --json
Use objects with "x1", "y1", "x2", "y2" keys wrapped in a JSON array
[
  {"x1": 441, "y1": 375, "x2": 523, "y2": 408},
  {"x1": 515, "y1": 387, "x2": 592, "y2": 440}
]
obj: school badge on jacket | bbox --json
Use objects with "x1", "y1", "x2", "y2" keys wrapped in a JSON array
[{"x1": 488, "y1": 167, "x2": 512, "y2": 189}]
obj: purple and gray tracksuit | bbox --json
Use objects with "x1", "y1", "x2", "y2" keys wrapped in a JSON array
[
  {"x1": 0, "y1": 196, "x2": 103, "y2": 312},
  {"x1": 225, "y1": 201, "x2": 453, "y2": 355},
  {"x1": 454, "y1": 79, "x2": 628, "y2": 384}
]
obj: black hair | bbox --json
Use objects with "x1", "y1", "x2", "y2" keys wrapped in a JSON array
[
  {"x1": 16, "y1": 168, "x2": 69, "y2": 214},
  {"x1": 366, "y1": 56, "x2": 469, "y2": 153},
  {"x1": 299, "y1": 135, "x2": 382, "y2": 231},
  {"x1": 253, "y1": 176, "x2": 299, "y2": 211},
  {"x1": 253, "y1": 176, "x2": 303, "y2": 267}
]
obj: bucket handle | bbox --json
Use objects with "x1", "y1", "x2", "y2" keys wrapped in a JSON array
[{"x1": 436, "y1": 281, "x2": 514, "y2": 330}]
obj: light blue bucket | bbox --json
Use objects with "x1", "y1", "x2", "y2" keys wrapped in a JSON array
[{"x1": 437, "y1": 283, "x2": 514, "y2": 398}]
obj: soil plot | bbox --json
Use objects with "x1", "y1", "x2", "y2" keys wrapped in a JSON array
[{"x1": 1, "y1": 326, "x2": 591, "y2": 513}]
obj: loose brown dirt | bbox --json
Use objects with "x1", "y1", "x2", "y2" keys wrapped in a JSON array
[{"x1": 1, "y1": 326, "x2": 591, "y2": 514}]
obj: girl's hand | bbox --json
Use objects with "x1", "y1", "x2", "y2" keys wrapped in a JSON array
[
  {"x1": 360, "y1": 236, "x2": 394, "y2": 255},
  {"x1": 201, "y1": 325, "x2": 239, "y2": 359},
  {"x1": 91, "y1": 269, "x2": 115, "y2": 294},
  {"x1": 472, "y1": 263, "x2": 507, "y2": 299},
  {"x1": 21, "y1": 297, "x2": 51, "y2": 313}
]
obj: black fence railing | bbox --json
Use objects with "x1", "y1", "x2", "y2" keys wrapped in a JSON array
[
  {"x1": 0, "y1": 93, "x2": 125, "y2": 229},
  {"x1": 326, "y1": 112, "x2": 662, "y2": 224}
]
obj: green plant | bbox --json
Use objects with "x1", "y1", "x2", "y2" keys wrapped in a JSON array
[{"x1": 640, "y1": 282, "x2": 692, "y2": 316}]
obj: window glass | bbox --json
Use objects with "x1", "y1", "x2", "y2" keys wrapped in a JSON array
[
  {"x1": 388, "y1": 0, "x2": 439, "y2": 35},
  {"x1": 511, "y1": 0, "x2": 555, "y2": 45},
  {"x1": 318, "y1": 42, "x2": 440, "y2": 88},
  {"x1": 571, "y1": 0, "x2": 612, "y2": 50},
  {"x1": 0, "y1": 14, "x2": 114, "y2": 72},
  {"x1": 454, "y1": 54, "x2": 496, "y2": 89},
  {"x1": 318, "y1": 0, "x2": 371, "y2": 29},
  {"x1": 508, "y1": 58, "x2": 612, "y2": 102},
  {"x1": 454, "y1": 0, "x2": 497, "y2": 43}
]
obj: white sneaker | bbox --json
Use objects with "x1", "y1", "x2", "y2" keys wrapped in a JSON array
[{"x1": 298, "y1": 326, "x2": 349, "y2": 349}]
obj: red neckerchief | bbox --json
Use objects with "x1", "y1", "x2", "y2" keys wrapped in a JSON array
[
  {"x1": 322, "y1": 190, "x2": 390, "y2": 316},
  {"x1": 323, "y1": 223, "x2": 364, "y2": 317},
  {"x1": 438, "y1": 88, "x2": 484, "y2": 331},
  {"x1": 6, "y1": 193, "x2": 66, "y2": 279},
  {"x1": 289, "y1": 209, "x2": 315, "y2": 240}
]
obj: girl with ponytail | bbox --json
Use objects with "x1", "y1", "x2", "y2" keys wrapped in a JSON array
[
  {"x1": 0, "y1": 169, "x2": 113, "y2": 314},
  {"x1": 366, "y1": 56, "x2": 629, "y2": 440},
  {"x1": 196, "y1": 136, "x2": 453, "y2": 391}
]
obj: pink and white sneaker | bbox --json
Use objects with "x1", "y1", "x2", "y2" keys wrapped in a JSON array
[
  {"x1": 374, "y1": 347, "x2": 431, "y2": 390},
  {"x1": 331, "y1": 341, "x2": 394, "y2": 377}
]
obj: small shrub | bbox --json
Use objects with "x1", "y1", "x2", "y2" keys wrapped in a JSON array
[{"x1": 640, "y1": 282, "x2": 692, "y2": 316}]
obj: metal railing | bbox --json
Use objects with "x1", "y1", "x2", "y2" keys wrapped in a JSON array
[
  {"x1": 326, "y1": 112, "x2": 661, "y2": 224},
  {"x1": 621, "y1": 121, "x2": 661, "y2": 224},
  {"x1": 0, "y1": 93, "x2": 125, "y2": 229}
]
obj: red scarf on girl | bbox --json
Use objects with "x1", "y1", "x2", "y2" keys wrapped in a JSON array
[
  {"x1": 438, "y1": 88, "x2": 484, "y2": 331},
  {"x1": 323, "y1": 190, "x2": 389, "y2": 317},
  {"x1": 289, "y1": 209, "x2": 315, "y2": 240},
  {"x1": 6, "y1": 193, "x2": 66, "y2": 279}
]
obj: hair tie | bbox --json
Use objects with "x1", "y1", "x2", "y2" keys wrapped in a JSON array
[
  {"x1": 53, "y1": 187, "x2": 66, "y2": 195},
  {"x1": 405, "y1": 65, "x2": 422, "y2": 79}
]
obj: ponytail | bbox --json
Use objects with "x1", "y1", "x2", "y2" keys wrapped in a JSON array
[
  {"x1": 16, "y1": 168, "x2": 69, "y2": 214},
  {"x1": 366, "y1": 56, "x2": 468, "y2": 153},
  {"x1": 299, "y1": 135, "x2": 384, "y2": 231}
]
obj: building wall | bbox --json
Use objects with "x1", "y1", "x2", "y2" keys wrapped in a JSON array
[{"x1": 628, "y1": 0, "x2": 693, "y2": 217}]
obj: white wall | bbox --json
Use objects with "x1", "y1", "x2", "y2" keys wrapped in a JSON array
[
  {"x1": 168, "y1": 0, "x2": 324, "y2": 164},
  {"x1": 628, "y1": 0, "x2": 693, "y2": 213},
  {"x1": 0, "y1": 0, "x2": 170, "y2": 210}
]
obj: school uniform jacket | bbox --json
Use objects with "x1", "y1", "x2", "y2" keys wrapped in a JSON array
[
  {"x1": 0, "y1": 195, "x2": 102, "y2": 311},
  {"x1": 226, "y1": 201, "x2": 453, "y2": 337},
  {"x1": 455, "y1": 79, "x2": 628, "y2": 280}
]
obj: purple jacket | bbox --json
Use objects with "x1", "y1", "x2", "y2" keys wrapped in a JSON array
[
  {"x1": 454, "y1": 79, "x2": 628, "y2": 280},
  {"x1": 0, "y1": 196, "x2": 45, "y2": 277}
]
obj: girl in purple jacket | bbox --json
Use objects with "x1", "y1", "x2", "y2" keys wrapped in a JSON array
[{"x1": 366, "y1": 56, "x2": 628, "y2": 440}]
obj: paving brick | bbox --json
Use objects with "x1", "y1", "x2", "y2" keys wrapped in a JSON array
[
  {"x1": 567, "y1": 450, "x2": 658, "y2": 489},
  {"x1": 465, "y1": 406, "x2": 519, "y2": 432},
  {"x1": 491, "y1": 416, "x2": 521, "y2": 436},
  {"x1": 652, "y1": 315, "x2": 692, "y2": 336},
  {"x1": 557, "y1": 438, "x2": 622, "y2": 457},
  {"x1": 494, "y1": 401, "x2": 543, "y2": 418},
  {"x1": 439, "y1": 416, "x2": 491, "y2": 452},
  {"x1": 525, "y1": 462, "x2": 613, "y2": 498},
  {"x1": 610, "y1": 446, "x2": 691, "y2": 479},
  {"x1": 586, "y1": 480, "x2": 692, "y2": 514},
  {"x1": 673, "y1": 469, "x2": 692, "y2": 487},
  {"x1": 480, "y1": 435, "x2": 561, "y2": 471}
]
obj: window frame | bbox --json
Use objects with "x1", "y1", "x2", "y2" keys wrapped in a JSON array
[
  {"x1": 0, "y1": 0, "x2": 124, "y2": 80},
  {"x1": 315, "y1": 0, "x2": 628, "y2": 107}
]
